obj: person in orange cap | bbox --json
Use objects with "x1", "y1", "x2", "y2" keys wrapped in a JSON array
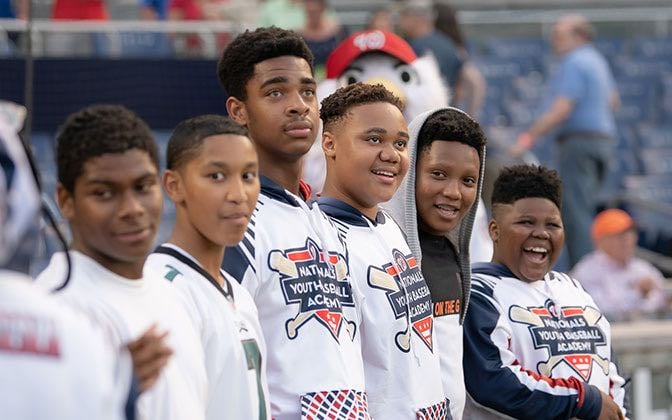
[{"x1": 571, "y1": 208, "x2": 669, "y2": 322}]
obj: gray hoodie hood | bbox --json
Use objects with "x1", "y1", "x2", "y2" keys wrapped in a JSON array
[{"x1": 384, "y1": 107, "x2": 487, "y2": 324}]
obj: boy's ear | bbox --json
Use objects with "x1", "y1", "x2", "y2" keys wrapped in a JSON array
[
  {"x1": 163, "y1": 169, "x2": 185, "y2": 204},
  {"x1": 488, "y1": 218, "x2": 500, "y2": 243},
  {"x1": 56, "y1": 183, "x2": 74, "y2": 221},
  {"x1": 322, "y1": 131, "x2": 337, "y2": 159},
  {"x1": 226, "y1": 97, "x2": 248, "y2": 126}
]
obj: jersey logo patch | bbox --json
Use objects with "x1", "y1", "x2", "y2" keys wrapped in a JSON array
[
  {"x1": 509, "y1": 300, "x2": 608, "y2": 381},
  {"x1": 0, "y1": 314, "x2": 61, "y2": 357},
  {"x1": 367, "y1": 249, "x2": 434, "y2": 352},
  {"x1": 270, "y1": 238, "x2": 356, "y2": 342}
]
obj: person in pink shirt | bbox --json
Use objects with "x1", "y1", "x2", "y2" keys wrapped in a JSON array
[{"x1": 572, "y1": 209, "x2": 669, "y2": 322}]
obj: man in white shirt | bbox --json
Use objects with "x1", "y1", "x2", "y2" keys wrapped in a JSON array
[{"x1": 35, "y1": 104, "x2": 207, "y2": 420}]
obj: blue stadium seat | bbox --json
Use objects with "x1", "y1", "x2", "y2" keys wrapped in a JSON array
[
  {"x1": 639, "y1": 147, "x2": 672, "y2": 175},
  {"x1": 637, "y1": 124, "x2": 672, "y2": 148},
  {"x1": 632, "y1": 37, "x2": 672, "y2": 59}
]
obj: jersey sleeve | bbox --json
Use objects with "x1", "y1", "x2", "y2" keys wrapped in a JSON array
[
  {"x1": 463, "y1": 277, "x2": 602, "y2": 420},
  {"x1": 222, "y1": 220, "x2": 261, "y2": 298}
]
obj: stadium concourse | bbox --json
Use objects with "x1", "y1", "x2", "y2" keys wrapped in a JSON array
[{"x1": 1, "y1": 1, "x2": 672, "y2": 419}]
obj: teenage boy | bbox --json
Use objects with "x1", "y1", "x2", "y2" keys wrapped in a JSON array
[
  {"x1": 386, "y1": 107, "x2": 487, "y2": 420},
  {"x1": 218, "y1": 27, "x2": 368, "y2": 419},
  {"x1": 0, "y1": 118, "x2": 120, "y2": 420},
  {"x1": 36, "y1": 104, "x2": 207, "y2": 420},
  {"x1": 317, "y1": 82, "x2": 448, "y2": 419},
  {"x1": 145, "y1": 115, "x2": 270, "y2": 420}
]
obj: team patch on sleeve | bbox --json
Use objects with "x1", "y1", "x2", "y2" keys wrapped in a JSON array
[
  {"x1": 300, "y1": 389, "x2": 371, "y2": 420},
  {"x1": 415, "y1": 399, "x2": 449, "y2": 420}
]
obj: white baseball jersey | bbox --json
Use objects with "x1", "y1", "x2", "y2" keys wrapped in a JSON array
[
  {"x1": 222, "y1": 176, "x2": 368, "y2": 420},
  {"x1": 36, "y1": 251, "x2": 207, "y2": 420},
  {"x1": 0, "y1": 270, "x2": 121, "y2": 420},
  {"x1": 318, "y1": 198, "x2": 448, "y2": 419},
  {"x1": 463, "y1": 262, "x2": 628, "y2": 419},
  {"x1": 145, "y1": 243, "x2": 270, "y2": 420}
]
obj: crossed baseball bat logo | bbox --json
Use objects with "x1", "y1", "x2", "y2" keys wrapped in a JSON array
[
  {"x1": 270, "y1": 249, "x2": 356, "y2": 341},
  {"x1": 509, "y1": 305, "x2": 610, "y2": 377},
  {"x1": 368, "y1": 266, "x2": 412, "y2": 352}
]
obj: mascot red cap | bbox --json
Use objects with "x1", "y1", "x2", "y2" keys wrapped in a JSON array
[{"x1": 325, "y1": 30, "x2": 417, "y2": 79}]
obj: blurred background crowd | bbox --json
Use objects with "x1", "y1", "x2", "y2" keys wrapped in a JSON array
[{"x1": 1, "y1": 0, "x2": 672, "y2": 416}]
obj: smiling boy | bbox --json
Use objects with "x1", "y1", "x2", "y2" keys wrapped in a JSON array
[
  {"x1": 317, "y1": 82, "x2": 448, "y2": 419},
  {"x1": 218, "y1": 27, "x2": 368, "y2": 420},
  {"x1": 36, "y1": 104, "x2": 207, "y2": 420},
  {"x1": 144, "y1": 115, "x2": 269, "y2": 419},
  {"x1": 386, "y1": 108, "x2": 486, "y2": 420}
]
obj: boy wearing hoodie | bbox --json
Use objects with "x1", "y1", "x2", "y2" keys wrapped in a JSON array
[
  {"x1": 386, "y1": 107, "x2": 486, "y2": 420},
  {"x1": 318, "y1": 82, "x2": 448, "y2": 419}
]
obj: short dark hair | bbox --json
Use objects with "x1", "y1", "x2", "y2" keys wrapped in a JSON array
[
  {"x1": 217, "y1": 26, "x2": 314, "y2": 100},
  {"x1": 167, "y1": 115, "x2": 249, "y2": 170},
  {"x1": 56, "y1": 104, "x2": 158, "y2": 193},
  {"x1": 320, "y1": 82, "x2": 403, "y2": 129},
  {"x1": 491, "y1": 164, "x2": 562, "y2": 209},
  {"x1": 417, "y1": 108, "x2": 486, "y2": 159}
]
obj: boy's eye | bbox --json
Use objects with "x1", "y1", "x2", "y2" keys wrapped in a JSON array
[
  {"x1": 267, "y1": 90, "x2": 282, "y2": 97},
  {"x1": 394, "y1": 140, "x2": 407, "y2": 150},
  {"x1": 242, "y1": 171, "x2": 257, "y2": 182},
  {"x1": 302, "y1": 88, "x2": 315, "y2": 97},
  {"x1": 137, "y1": 179, "x2": 157, "y2": 193},
  {"x1": 463, "y1": 177, "x2": 476, "y2": 186},
  {"x1": 210, "y1": 172, "x2": 225, "y2": 181},
  {"x1": 367, "y1": 136, "x2": 381, "y2": 144},
  {"x1": 93, "y1": 189, "x2": 113, "y2": 200},
  {"x1": 430, "y1": 170, "x2": 446, "y2": 178}
]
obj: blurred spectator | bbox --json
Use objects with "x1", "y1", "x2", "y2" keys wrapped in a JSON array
[
  {"x1": 366, "y1": 7, "x2": 394, "y2": 32},
  {"x1": 398, "y1": 1, "x2": 464, "y2": 91},
  {"x1": 52, "y1": 0, "x2": 108, "y2": 19},
  {"x1": 435, "y1": 3, "x2": 486, "y2": 118},
  {"x1": 511, "y1": 14, "x2": 620, "y2": 267},
  {"x1": 169, "y1": 0, "x2": 203, "y2": 20},
  {"x1": 572, "y1": 209, "x2": 669, "y2": 322},
  {"x1": 257, "y1": 0, "x2": 304, "y2": 30},
  {"x1": 298, "y1": 0, "x2": 344, "y2": 78},
  {"x1": 168, "y1": 0, "x2": 205, "y2": 54},
  {"x1": 140, "y1": 0, "x2": 169, "y2": 20},
  {"x1": 1, "y1": 0, "x2": 27, "y2": 18}
]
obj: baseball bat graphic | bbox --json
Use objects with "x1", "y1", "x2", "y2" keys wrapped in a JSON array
[
  {"x1": 334, "y1": 258, "x2": 348, "y2": 281},
  {"x1": 582, "y1": 307, "x2": 603, "y2": 326},
  {"x1": 286, "y1": 310, "x2": 317, "y2": 339},
  {"x1": 344, "y1": 320, "x2": 356, "y2": 341},
  {"x1": 509, "y1": 306, "x2": 545, "y2": 326},
  {"x1": 270, "y1": 251, "x2": 298, "y2": 278},
  {"x1": 368, "y1": 267, "x2": 400, "y2": 292},
  {"x1": 369, "y1": 267, "x2": 411, "y2": 351},
  {"x1": 592, "y1": 354, "x2": 610, "y2": 375},
  {"x1": 538, "y1": 355, "x2": 567, "y2": 376}
]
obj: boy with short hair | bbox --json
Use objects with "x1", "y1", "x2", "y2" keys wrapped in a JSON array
[
  {"x1": 0, "y1": 117, "x2": 120, "y2": 420},
  {"x1": 218, "y1": 27, "x2": 368, "y2": 419},
  {"x1": 386, "y1": 107, "x2": 487, "y2": 420},
  {"x1": 317, "y1": 82, "x2": 448, "y2": 419},
  {"x1": 36, "y1": 104, "x2": 207, "y2": 420},
  {"x1": 144, "y1": 115, "x2": 270, "y2": 419}
]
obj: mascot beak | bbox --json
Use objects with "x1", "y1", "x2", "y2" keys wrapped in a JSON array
[{"x1": 363, "y1": 77, "x2": 407, "y2": 107}]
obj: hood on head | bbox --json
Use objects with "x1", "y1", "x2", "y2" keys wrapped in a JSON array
[{"x1": 383, "y1": 107, "x2": 487, "y2": 323}]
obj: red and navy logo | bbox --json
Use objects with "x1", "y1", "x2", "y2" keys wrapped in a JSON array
[
  {"x1": 367, "y1": 249, "x2": 433, "y2": 353},
  {"x1": 270, "y1": 238, "x2": 356, "y2": 342},
  {"x1": 509, "y1": 299, "x2": 608, "y2": 380}
]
